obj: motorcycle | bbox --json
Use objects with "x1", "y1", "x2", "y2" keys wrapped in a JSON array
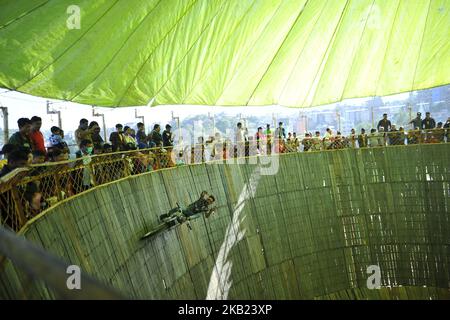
[{"x1": 141, "y1": 203, "x2": 192, "y2": 240}]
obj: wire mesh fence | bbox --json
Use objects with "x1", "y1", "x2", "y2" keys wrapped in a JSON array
[
  {"x1": 0, "y1": 129, "x2": 448, "y2": 232},
  {"x1": 1, "y1": 141, "x2": 449, "y2": 300}
]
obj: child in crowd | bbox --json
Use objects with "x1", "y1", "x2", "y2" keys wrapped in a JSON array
[{"x1": 49, "y1": 126, "x2": 68, "y2": 151}]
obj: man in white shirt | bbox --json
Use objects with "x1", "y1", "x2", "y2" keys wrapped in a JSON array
[
  {"x1": 311, "y1": 131, "x2": 322, "y2": 151},
  {"x1": 323, "y1": 128, "x2": 334, "y2": 150},
  {"x1": 235, "y1": 122, "x2": 248, "y2": 157}
]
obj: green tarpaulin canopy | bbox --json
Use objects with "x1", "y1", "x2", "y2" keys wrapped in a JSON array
[{"x1": 0, "y1": 0, "x2": 449, "y2": 107}]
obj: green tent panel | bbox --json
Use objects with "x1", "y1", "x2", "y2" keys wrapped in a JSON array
[{"x1": 0, "y1": 0, "x2": 449, "y2": 107}]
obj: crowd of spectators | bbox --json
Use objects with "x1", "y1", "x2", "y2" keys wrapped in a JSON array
[
  {"x1": 226, "y1": 113, "x2": 450, "y2": 157},
  {"x1": 1, "y1": 112, "x2": 449, "y2": 177},
  {"x1": 0, "y1": 117, "x2": 175, "y2": 219},
  {"x1": 0, "y1": 112, "x2": 448, "y2": 223}
]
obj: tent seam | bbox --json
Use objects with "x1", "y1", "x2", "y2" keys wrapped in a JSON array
[
  {"x1": 303, "y1": 0, "x2": 350, "y2": 108},
  {"x1": 0, "y1": 0, "x2": 51, "y2": 30},
  {"x1": 180, "y1": 0, "x2": 259, "y2": 105},
  {"x1": 69, "y1": 0, "x2": 164, "y2": 102},
  {"x1": 150, "y1": 0, "x2": 229, "y2": 104},
  {"x1": 115, "y1": 0, "x2": 200, "y2": 107},
  {"x1": 340, "y1": 0, "x2": 376, "y2": 103},
  {"x1": 245, "y1": 0, "x2": 310, "y2": 106},
  {"x1": 16, "y1": 0, "x2": 121, "y2": 92},
  {"x1": 410, "y1": 0, "x2": 433, "y2": 93},
  {"x1": 373, "y1": 0, "x2": 402, "y2": 97},
  {"x1": 214, "y1": 0, "x2": 287, "y2": 106},
  {"x1": 276, "y1": 0, "x2": 329, "y2": 105}
]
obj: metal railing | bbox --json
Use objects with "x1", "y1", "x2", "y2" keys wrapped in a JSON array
[{"x1": 0, "y1": 128, "x2": 448, "y2": 232}]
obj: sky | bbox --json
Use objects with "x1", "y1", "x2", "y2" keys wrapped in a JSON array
[
  {"x1": 0, "y1": 88, "x2": 304, "y2": 132},
  {"x1": 0, "y1": 87, "x2": 415, "y2": 133}
]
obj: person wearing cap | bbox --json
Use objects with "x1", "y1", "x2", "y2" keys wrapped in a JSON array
[
  {"x1": 421, "y1": 112, "x2": 436, "y2": 130},
  {"x1": 9, "y1": 118, "x2": 32, "y2": 151},
  {"x1": 162, "y1": 124, "x2": 174, "y2": 148},
  {"x1": 409, "y1": 112, "x2": 422, "y2": 130}
]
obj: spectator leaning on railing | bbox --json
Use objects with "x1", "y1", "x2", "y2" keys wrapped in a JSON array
[
  {"x1": 9, "y1": 118, "x2": 32, "y2": 151},
  {"x1": 32, "y1": 150, "x2": 46, "y2": 164},
  {"x1": 0, "y1": 149, "x2": 30, "y2": 178},
  {"x1": 75, "y1": 139, "x2": 94, "y2": 192},
  {"x1": 49, "y1": 126, "x2": 69, "y2": 151},
  {"x1": 292, "y1": 132, "x2": 300, "y2": 151},
  {"x1": 162, "y1": 124, "x2": 174, "y2": 148},
  {"x1": 149, "y1": 124, "x2": 163, "y2": 148},
  {"x1": 347, "y1": 128, "x2": 357, "y2": 148},
  {"x1": 75, "y1": 118, "x2": 93, "y2": 147},
  {"x1": 377, "y1": 113, "x2": 392, "y2": 132},
  {"x1": 311, "y1": 131, "x2": 322, "y2": 151},
  {"x1": 109, "y1": 123, "x2": 126, "y2": 152},
  {"x1": 302, "y1": 133, "x2": 312, "y2": 152},
  {"x1": 444, "y1": 117, "x2": 450, "y2": 140},
  {"x1": 433, "y1": 122, "x2": 445, "y2": 143},
  {"x1": 89, "y1": 121, "x2": 104, "y2": 151},
  {"x1": 30, "y1": 116, "x2": 46, "y2": 156},
  {"x1": 136, "y1": 122, "x2": 148, "y2": 149},
  {"x1": 323, "y1": 128, "x2": 333, "y2": 150},
  {"x1": 265, "y1": 124, "x2": 273, "y2": 155},
  {"x1": 255, "y1": 127, "x2": 264, "y2": 153},
  {"x1": 0, "y1": 144, "x2": 16, "y2": 170},
  {"x1": 123, "y1": 126, "x2": 137, "y2": 150},
  {"x1": 358, "y1": 128, "x2": 368, "y2": 148}
]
